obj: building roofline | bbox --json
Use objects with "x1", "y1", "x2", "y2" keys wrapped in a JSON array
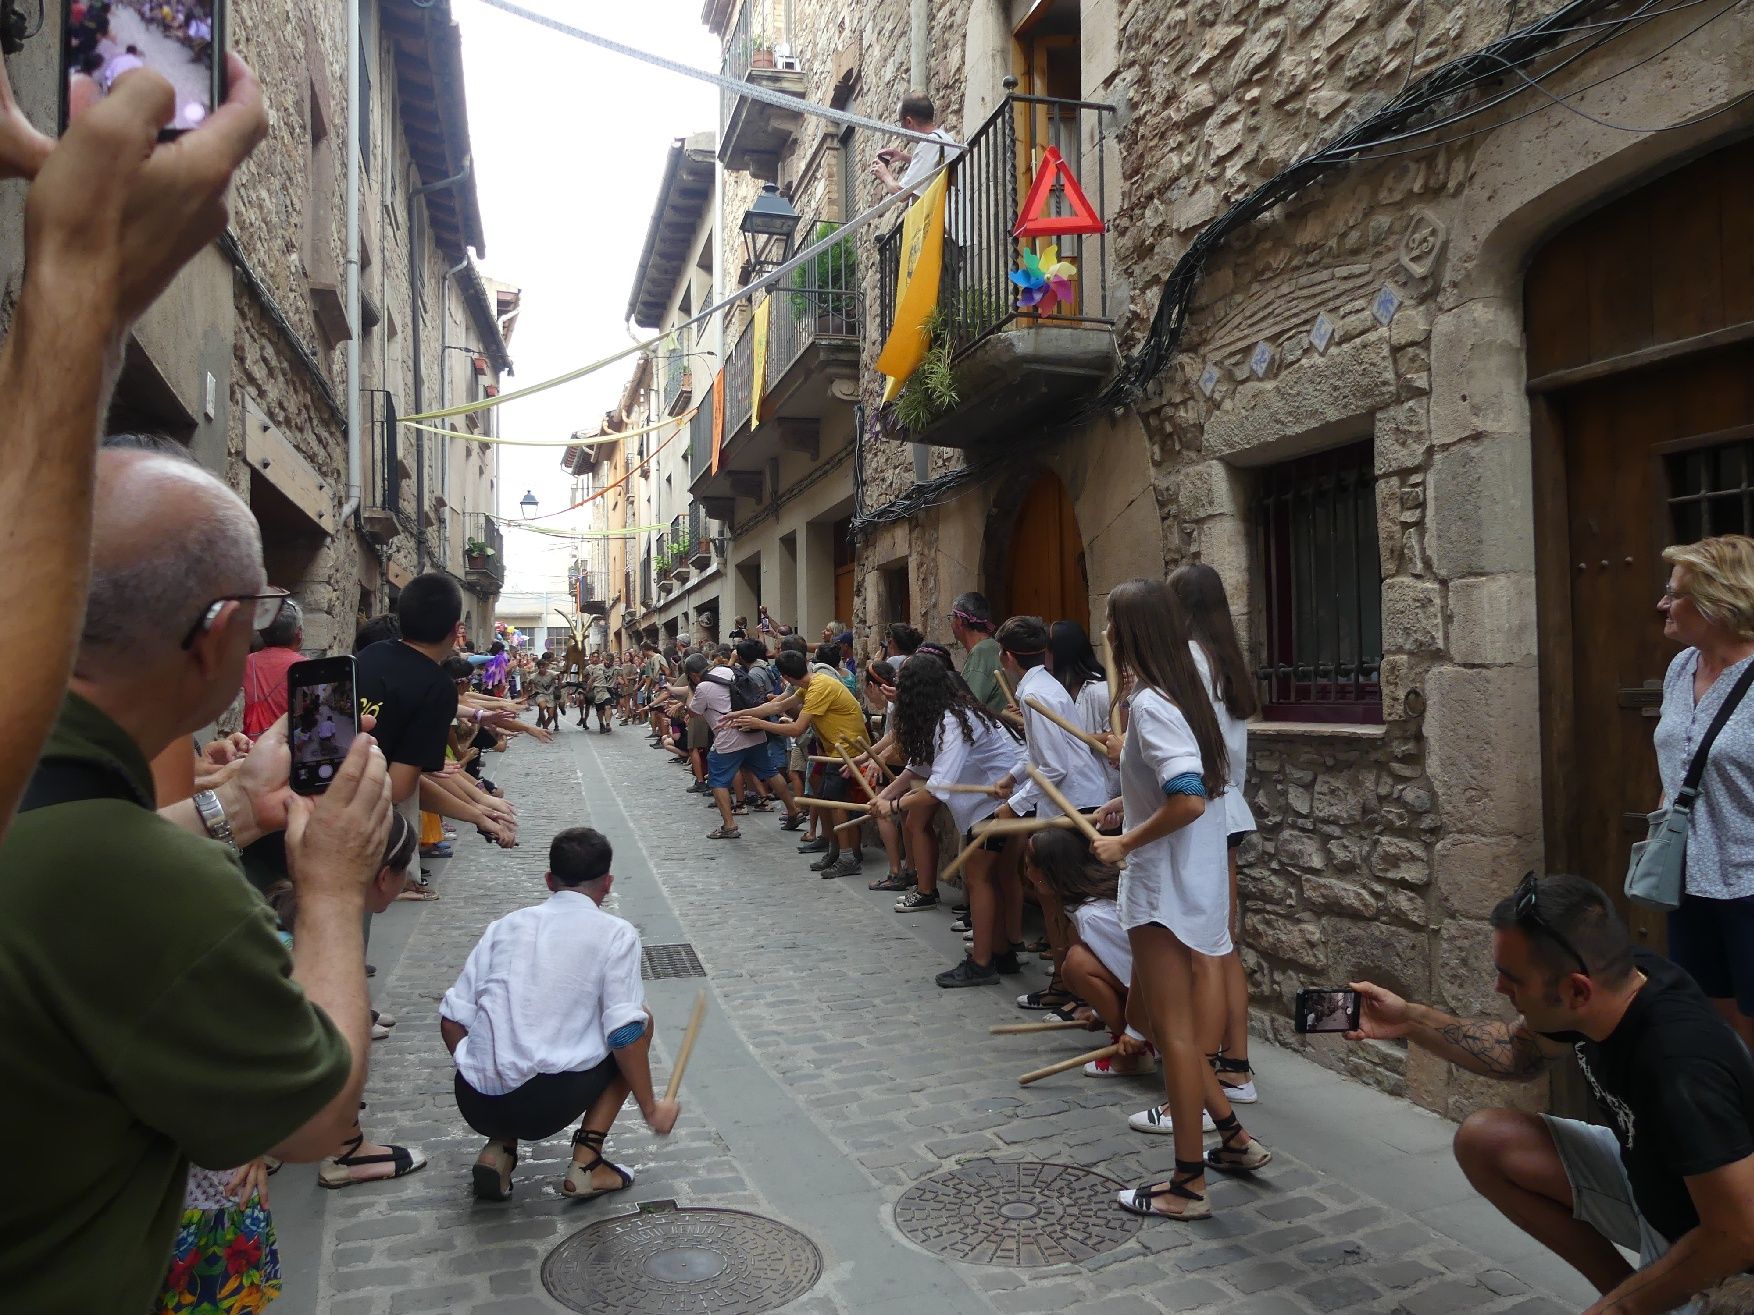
[
  {"x1": 625, "y1": 133, "x2": 717, "y2": 329},
  {"x1": 383, "y1": 0, "x2": 488, "y2": 260}
]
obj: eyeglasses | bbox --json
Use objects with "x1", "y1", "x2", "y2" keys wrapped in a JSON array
[
  {"x1": 180, "y1": 588, "x2": 291, "y2": 650},
  {"x1": 1660, "y1": 585, "x2": 1688, "y2": 601},
  {"x1": 1512, "y1": 871, "x2": 1589, "y2": 976}
]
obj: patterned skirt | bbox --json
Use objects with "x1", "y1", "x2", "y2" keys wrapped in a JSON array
[{"x1": 154, "y1": 1170, "x2": 280, "y2": 1315}]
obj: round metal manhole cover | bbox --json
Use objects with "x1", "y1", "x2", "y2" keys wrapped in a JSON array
[
  {"x1": 894, "y1": 1160, "x2": 1142, "y2": 1266},
  {"x1": 541, "y1": 1202, "x2": 822, "y2": 1314}
]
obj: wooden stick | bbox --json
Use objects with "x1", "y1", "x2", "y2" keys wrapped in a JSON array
[
  {"x1": 971, "y1": 815, "x2": 1081, "y2": 836},
  {"x1": 1022, "y1": 697, "x2": 1109, "y2": 753},
  {"x1": 797, "y1": 796, "x2": 869, "y2": 812},
  {"x1": 807, "y1": 755, "x2": 848, "y2": 765},
  {"x1": 838, "y1": 747, "x2": 880, "y2": 802},
  {"x1": 1101, "y1": 631, "x2": 1120, "y2": 729},
  {"x1": 990, "y1": 1019, "x2": 1091, "y2": 1035},
  {"x1": 833, "y1": 814, "x2": 868, "y2": 834},
  {"x1": 664, "y1": 989, "x2": 708, "y2": 1101},
  {"x1": 1027, "y1": 766, "x2": 1105, "y2": 846},
  {"x1": 994, "y1": 667, "x2": 1018, "y2": 713},
  {"x1": 852, "y1": 736, "x2": 895, "y2": 784},
  {"x1": 938, "y1": 831, "x2": 986, "y2": 883},
  {"x1": 940, "y1": 782, "x2": 1006, "y2": 795},
  {"x1": 1019, "y1": 1043, "x2": 1120, "y2": 1086}
]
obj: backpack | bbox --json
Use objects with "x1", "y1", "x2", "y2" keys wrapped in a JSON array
[{"x1": 703, "y1": 669, "x2": 766, "y2": 713}]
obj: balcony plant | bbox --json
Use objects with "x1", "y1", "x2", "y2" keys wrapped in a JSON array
[
  {"x1": 750, "y1": 27, "x2": 775, "y2": 68},
  {"x1": 789, "y1": 222, "x2": 857, "y2": 327},
  {"x1": 891, "y1": 308, "x2": 959, "y2": 436},
  {"x1": 464, "y1": 537, "x2": 496, "y2": 571}
]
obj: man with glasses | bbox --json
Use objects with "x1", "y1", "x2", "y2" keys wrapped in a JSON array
[
  {"x1": 1348, "y1": 873, "x2": 1754, "y2": 1314},
  {"x1": 0, "y1": 448, "x2": 391, "y2": 1313}
]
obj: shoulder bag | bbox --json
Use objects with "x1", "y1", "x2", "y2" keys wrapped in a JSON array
[{"x1": 1626, "y1": 659, "x2": 1754, "y2": 912}]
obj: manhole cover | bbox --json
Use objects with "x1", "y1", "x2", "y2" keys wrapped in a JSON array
[
  {"x1": 541, "y1": 1200, "x2": 821, "y2": 1314},
  {"x1": 894, "y1": 1161, "x2": 1141, "y2": 1266},
  {"x1": 642, "y1": 943, "x2": 706, "y2": 980}
]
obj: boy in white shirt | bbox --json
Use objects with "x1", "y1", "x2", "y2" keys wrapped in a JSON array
[{"x1": 440, "y1": 828, "x2": 680, "y2": 1201}]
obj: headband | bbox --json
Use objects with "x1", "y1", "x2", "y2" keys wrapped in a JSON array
[{"x1": 951, "y1": 607, "x2": 993, "y2": 631}]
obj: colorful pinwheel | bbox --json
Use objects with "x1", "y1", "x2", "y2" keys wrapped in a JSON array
[{"x1": 1009, "y1": 242, "x2": 1078, "y2": 315}]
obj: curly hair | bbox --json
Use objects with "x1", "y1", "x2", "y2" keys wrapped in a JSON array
[{"x1": 894, "y1": 652, "x2": 1017, "y2": 766}]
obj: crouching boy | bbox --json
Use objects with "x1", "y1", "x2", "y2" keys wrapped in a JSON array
[{"x1": 440, "y1": 827, "x2": 680, "y2": 1201}]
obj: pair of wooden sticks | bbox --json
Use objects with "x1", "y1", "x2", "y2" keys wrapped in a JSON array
[{"x1": 990, "y1": 1019, "x2": 1123, "y2": 1086}]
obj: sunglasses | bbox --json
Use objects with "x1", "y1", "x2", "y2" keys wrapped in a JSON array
[
  {"x1": 1512, "y1": 871, "x2": 1589, "y2": 977},
  {"x1": 179, "y1": 589, "x2": 290, "y2": 650}
]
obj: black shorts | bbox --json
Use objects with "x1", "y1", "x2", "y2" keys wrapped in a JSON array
[
  {"x1": 454, "y1": 1054, "x2": 619, "y2": 1142},
  {"x1": 1668, "y1": 892, "x2": 1754, "y2": 1014},
  {"x1": 965, "y1": 808, "x2": 1005, "y2": 852},
  {"x1": 1226, "y1": 830, "x2": 1251, "y2": 851}
]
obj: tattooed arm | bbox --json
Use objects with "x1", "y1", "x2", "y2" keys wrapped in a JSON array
[{"x1": 1348, "y1": 981, "x2": 1566, "y2": 1082}]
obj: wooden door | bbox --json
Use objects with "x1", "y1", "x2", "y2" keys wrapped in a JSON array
[
  {"x1": 832, "y1": 516, "x2": 855, "y2": 629},
  {"x1": 1005, "y1": 472, "x2": 1089, "y2": 633},
  {"x1": 1547, "y1": 348, "x2": 1754, "y2": 948}
]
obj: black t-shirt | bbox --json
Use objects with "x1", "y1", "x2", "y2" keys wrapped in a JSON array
[
  {"x1": 1575, "y1": 949, "x2": 1754, "y2": 1242},
  {"x1": 353, "y1": 640, "x2": 457, "y2": 772}
]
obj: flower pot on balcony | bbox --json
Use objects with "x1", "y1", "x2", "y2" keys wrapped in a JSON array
[
  {"x1": 750, "y1": 47, "x2": 776, "y2": 69},
  {"x1": 465, "y1": 552, "x2": 491, "y2": 573}
]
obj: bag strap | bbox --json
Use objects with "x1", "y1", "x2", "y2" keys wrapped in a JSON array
[
  {"x1": 1677, "y1": 658, "x2": 1754, "y2": 805},
  {"x1": 19, "y1": 757, "x2": 142, "y2": 814}
]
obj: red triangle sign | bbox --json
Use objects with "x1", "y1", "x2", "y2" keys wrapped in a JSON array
[{"x1": 1012, "y1": 146, "x2": 1106, "y2": 238}]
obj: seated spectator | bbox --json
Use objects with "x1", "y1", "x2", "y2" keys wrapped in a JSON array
[{"x1": 441, "y1": 828, "x2": 680, "y2": 1202}]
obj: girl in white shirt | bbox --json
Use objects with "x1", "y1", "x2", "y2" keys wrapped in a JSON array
[
  {"x1": 871, "y1": 654, "x2": 1025, "y2": 987},
  {"x1": 1173, "y1": 563, "x2": 1262, "y2": 1106},
  {"x1": 1051, "y1": 619, "x2": 1122, "y2": 798},
  {"x1": 1091, "y1": 578, "x2": 1270, "y2": 1222}
]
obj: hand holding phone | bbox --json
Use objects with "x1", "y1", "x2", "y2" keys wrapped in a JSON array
[
  {"x1": 288, "y1": 656, "x2": 361, "y2": 795},
  {"x1": 61, "y1": 0, "x2": 227, "y2": 137},
  {"x1": 1293, "y1": 987, "x2": 1362, "y2": 1035}
]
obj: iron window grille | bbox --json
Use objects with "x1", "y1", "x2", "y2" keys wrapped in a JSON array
[
  {"x1": 1667, "y1": 439, "x2": 1754, "y2": 541},
  {"x1": 1255, "y1": 440, "x2": 1383, "y2": 722}
]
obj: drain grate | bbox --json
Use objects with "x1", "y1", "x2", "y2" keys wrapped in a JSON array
[
  {"x1": 894, "y1": 1160, "x2": 1141, "y2": 1265},
  {"x1": 542, "y1": 1200, "x2": 822, "y2": 1315},
  {"x1": 641, "y1": 943, "x2": 706, "y2": 980}
]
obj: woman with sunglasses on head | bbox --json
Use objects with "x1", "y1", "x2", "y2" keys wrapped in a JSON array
[
  {"x1": 1170, "y1": 563, "x2": 1262, "y2": 1104},
  {"x1": 1091, "y1": 578, "x2": 1269, "y2": 1220}
]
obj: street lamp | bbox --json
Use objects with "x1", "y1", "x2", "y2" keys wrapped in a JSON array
[
  {"x1": 519, "y1": 490, "x2": 539, "y2": 518},
  {"x1": 740, "y1": 182, "x2": 801, "y2": 275}
]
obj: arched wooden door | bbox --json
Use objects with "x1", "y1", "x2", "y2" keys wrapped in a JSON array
[{"x1": 1005, "y1": 472, "x2": 1089, "y2": 632}]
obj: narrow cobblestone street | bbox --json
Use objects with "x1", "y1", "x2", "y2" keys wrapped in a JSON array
[{"x1": 287, "y1": 728, "x2": 1603, "y2": 1315}]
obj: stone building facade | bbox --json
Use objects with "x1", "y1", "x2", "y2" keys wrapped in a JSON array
[
  {"x1": 0, "y1": 0, "x2": 513, "y2": 664},
  {"x1": 703, "y1": 0, "x2": 1754, "y2": 1119}
]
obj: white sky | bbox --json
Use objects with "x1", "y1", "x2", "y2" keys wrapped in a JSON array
[{"x1": 453, "y1": 0, "x2": 718, "y2": 592}]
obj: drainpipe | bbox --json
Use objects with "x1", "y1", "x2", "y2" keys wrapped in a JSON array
[
  {"x1": 408, "y1": 156, "x2": 475, "y2": 574},
  {"x1": 439, "y1": 252, "x2": 469, "y2": 568},
  {"x1": 909, "y1": 0, "x2": 928, "y2": 88},
  {"x1": 340, "y1": 0, "x2": 363, "y2": 525}
]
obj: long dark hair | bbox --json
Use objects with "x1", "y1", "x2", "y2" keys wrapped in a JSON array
[
  {"x1": 1170, "y1": 563, "x2": 1260, "y2": 720},
  {"x1": 1106, "y1": 578, "x2": 1227, "y2": 797},
  {"x1": 1025, "y1": 827, "x2": 1118, "y2": 911},
  {"x1": 894, "y1": 652, "x2": 1017, "y2": 766},
  {"x1": 1048, "y1": 619, "x2": 1106, "y2": 698}
]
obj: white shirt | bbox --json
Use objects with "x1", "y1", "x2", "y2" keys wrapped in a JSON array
[
  {"x1": 914, "y1": 710, "x2": 1027, "y2": 835},
  {"x1": 1073, "y1": 677, "x2": 1123, "y2": 797},
  {"x1": 1190, "y1": 642, "x2": 1256, "y2": 837},
  {"x1": 442, "y1": 889, "x2": 646, "y2": 1096},
  {"x1": 1008, "y1": 665, "x2": 1111, "y2": 817},
  {"x1": 1116, "y1": 688, "x2": 1231, "y2": 954},
  {"x1": 898, "y1": 128, "x2": 961, "y2": 195},
  {"x1": 1070, "y1": 898, "x2": 1132, "y2": 984}
]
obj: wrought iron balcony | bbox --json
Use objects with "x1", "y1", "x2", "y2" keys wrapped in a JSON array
[
  {"x1": 718, "y1": 0, "x2": 805, "y2": 180},
  {"x1": 662, "y1": 345, "x2": 693, "y2": 417},
  {"x1": 688, "y1": 376, "x2": 716, "y2": 486},
  {"x1": 873, "y1": 95, "x2": 1119, "y2": 449},
  {"x1": 462, "y1": 513, "x2": 506, "y2": 591}
]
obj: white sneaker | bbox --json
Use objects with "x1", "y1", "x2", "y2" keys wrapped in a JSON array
[
  {"x1": 1221, "y1": 1079, "x2": 1259, "y2": 1104},
  {"x1": 1128, "y1": 1103, "x2": 1215, "y2": 1135},
  {"x1": 370, "y1": 1022, "x2": 392, "y2": 1041},
  {"x1": 1084, "y1": 1054, "x2": 1156, "y2": 1078}
]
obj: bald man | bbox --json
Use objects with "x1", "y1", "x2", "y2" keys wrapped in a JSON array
[{"x1": 0, "y1": 449, "x2": 392, "y2": 1315}]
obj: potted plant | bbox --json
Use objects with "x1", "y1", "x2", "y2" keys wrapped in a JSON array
[
  {"x1": 789, "y1": 221, "x2": 858, "y2": 328},
  {"x1": 465, "y1": 537, "x2": 495, "y2": 571},
  {"x1": 750, "y1": 28, "x2": 775, "y2": 68}
]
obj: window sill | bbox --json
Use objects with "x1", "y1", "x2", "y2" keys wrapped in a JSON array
[{"x1": 1249, "y1": 720, "x2": 1387, "y2": 740}]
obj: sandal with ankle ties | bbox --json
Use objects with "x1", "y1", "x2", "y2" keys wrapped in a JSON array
[
  {"x1": 1116, "y1": 1158, "x2": 1211, "y2": 1219},
  {"x1": 1205, "y1": 1112, "x2": 1272, "y2": 1174},
  {"x1": 563, "y1": 1128, "x2": 634, "y2": 1199}
]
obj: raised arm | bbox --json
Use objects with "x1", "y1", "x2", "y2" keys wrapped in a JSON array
[{"x1": 1348, "y1": 981, "x2": 1563, "y2": 1082}]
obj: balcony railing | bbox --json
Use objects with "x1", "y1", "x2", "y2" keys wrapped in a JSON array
[
  {"x1": 689, "y1": 377, "x2": 717, "y2": 484},
  {"x1": 662, "y1": 345, "x2": 693, "y2": 417},
  {"x1": 767, "y1": 219, "x2": 860, "y2": 380},
  {"x1": 641, "y1": 549, "x2": 653, "y2": 607},
  {"x1": 669, "y1": 512, "x2": 693, "y2": 560},
  {"x1": 877, "y1": 95, "x2": 1115, "y2": 361},
  {"x1": 719, "y1": 0, "x2": 792, "y2": 134},
  {"x1": 463, "y1": 513, "x2": 506, "y2": 590},
  {"x1": 688, "y1": 503, "x2": 708, "y2": 564},
  {"x1": 654, "y1": 531, "x2": 670, "y2": 582},
  {"x1": 725, "y1": 321, "x2": 754, "y2": 441}
]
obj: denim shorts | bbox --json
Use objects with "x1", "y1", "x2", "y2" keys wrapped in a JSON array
[
  {"x1": 707, "y1": 742, "x2": 771, "y2": 789},
  {"x1": 1542, "y1": 1115, "x2": 1678, "y2": 1284}
]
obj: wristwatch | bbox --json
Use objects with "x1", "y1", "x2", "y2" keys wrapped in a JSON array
[{"x1": 192, "y1": 789, "x2": 238, "y2": 851}]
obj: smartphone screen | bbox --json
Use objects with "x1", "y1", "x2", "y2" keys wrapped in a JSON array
[
  {"x1": 62, "y1": 0, "x2": 224, "y2": 135},
  {"x1": 288, "y1": 657, "x2": 360, "y2": 796},
  {"x1": 1294, "y1": 988, "x2": 1361, "y2": 1035}
]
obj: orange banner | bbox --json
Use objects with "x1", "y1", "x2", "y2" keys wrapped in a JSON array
[{"x1": 710, "y1": 367, "x2": 727, "y2": 475}]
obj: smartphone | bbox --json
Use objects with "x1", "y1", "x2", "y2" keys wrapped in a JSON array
[
  {"x1": 287, "y1": 656, "x2": 360, "y2": 796},
  {"x1": 1293, "y1": 987, "x2": 1362, "y2": 1035},
  {"x1": 60, "y1": 0, "x2": 227, "y2": 137}
]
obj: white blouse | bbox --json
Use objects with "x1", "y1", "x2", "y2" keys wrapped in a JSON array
[{"x1": 914, "y1": 710, "x2": 1027, "y2": 835}]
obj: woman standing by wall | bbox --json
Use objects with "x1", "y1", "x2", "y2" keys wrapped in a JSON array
[{"x1": 1653, "y1": 536, "x2": 1754, "y2": 1048}]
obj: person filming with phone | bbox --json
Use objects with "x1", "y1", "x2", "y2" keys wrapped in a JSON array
[
  {"x1": 0, "y1": 447, "x2": 392, "y2": 1315},
  {"x1": 1347, "y1": 873, "x2": 1754, "y2": 1315}
]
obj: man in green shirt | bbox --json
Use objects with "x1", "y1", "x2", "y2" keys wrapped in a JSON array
[
  {"x1": 0, "y1": 449, "x2": 391, "y2": 1314},
  {"x1": 950, "y1": 591, "x2": 1008, "y2": 713}
]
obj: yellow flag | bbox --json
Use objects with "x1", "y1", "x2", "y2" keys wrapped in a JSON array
[
  {"x1": 750, "y1": 296, "x2": 771, "y2": 431},
  {"x1": 877, "y1": 172, "x2": 949, "y2": 403}
]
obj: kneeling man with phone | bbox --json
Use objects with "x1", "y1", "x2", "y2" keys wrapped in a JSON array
[{"x1": 1347, "y1": 873, "x2": 1754, "y2": 1315}]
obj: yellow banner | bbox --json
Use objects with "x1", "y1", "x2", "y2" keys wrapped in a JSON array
[
  {"x1": 750, "y1": 296, "x2": 771, "y2": 431},
  {"x1": 876, "y1": 172, "x2": 949, "y2": 403}
]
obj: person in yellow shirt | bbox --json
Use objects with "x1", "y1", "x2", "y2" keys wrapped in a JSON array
[{"x1": 729, "y1": 646, "x2": 870, "y2": 878}]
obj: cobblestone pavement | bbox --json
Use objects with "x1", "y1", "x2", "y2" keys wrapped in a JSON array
[{"x1": 299, "y1": 727, "x2": 1600, "y2": 1315}]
